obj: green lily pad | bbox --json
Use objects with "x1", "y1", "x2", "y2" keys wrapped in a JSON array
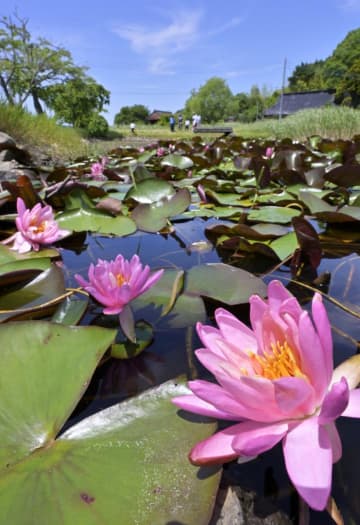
[
  {"x1": 131, "y1": 189, "x2": 191, "y2": 232},
  {"x1": 185, "y1": 263, "x2": 267, "y2": 304},
  {"x1": 0, "y1": 244, "x2": 60, "y2": 264},
  {"x1": 51, "y1": 295, "x2": 89, "y2": 326},
  {"x1": 161, "y1": 153, "x2": 194, "y2": 170},
  {"x1": 56, "y1": 208, "x2": 137, "y2": 236},
  {"x1": 247, "y1": 206, "x2": 301, "y2": 224},
  {"x1": 125, "y1": 178, "x2": 175, "y2": 204},
  {"x1": 0, "y1": 264, "x2": 66, "y2": 322},
  {"x1": 0, "y1": 321, "x2": 116, "y2": 470},
  {"x1": 0, "y1": 319, "x2": 219, "y2": 525}
]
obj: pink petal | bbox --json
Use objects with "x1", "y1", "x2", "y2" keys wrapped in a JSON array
[
  {"x1": 172, "y1": 394, "x2": 237, "y2": 420},
  {"x1": 298, "y1": 311, "x2": 329, "y2": 401},
  {"x1": 318, "y1": 377, "x2": 349, "y2": 424},
  {"x1": 311, "y1": 293, "x2": 333, "y2": 382},
  {"x1": 341, "y1": 388, "x2": 360, "y2": 418},
  {"x1": 232, "y1": 420, "x2": 288, "y2": 456},
  {"x1": 189, "y1": 423, "x2": 245, "y2": 466},
  {"x1": 325, "y1": 421, "x2": 342, "y2": 463},
  {"x1": 273, "y1": 377, "x2": 315, "y2": 417},
  {"x1": 266, "y1": 280, "x2": 293, "y2": 310},
  {"x1": 215, "y1": 308, "x2": 257, "y2": 349},
  {"x1": 283, "y1": 417, "x2": 332, "y2": 511},
  {"x1": 213, "y1": 373, "x2": 285, "y2": 422},
  {"x1": 188, "y1": 380, "x2": 246, "y2": 420}
]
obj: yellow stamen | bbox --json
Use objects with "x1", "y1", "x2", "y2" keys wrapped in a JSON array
[
  {"x1": 30, "y1": 220, "x2": 47, "y2": 234},
  {"x1": 116, "y1": 273, "x2": 127, "y2": 286},
  {"x1": 249, "y1": 341, "x2": 306, "y2": 381}
]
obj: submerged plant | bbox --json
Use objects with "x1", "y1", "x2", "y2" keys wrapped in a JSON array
[
  {"x1": 173, "y1": 280, "x2": 360, "y2": 512},
  {"x1": 2, "y1": 197, "x2": 69, "y2": 253}
]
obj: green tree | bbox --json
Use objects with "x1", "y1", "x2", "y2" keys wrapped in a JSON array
[
  {"x1": 0, "y1": 13, "x2": 86, "y2": 113},
  {"x1": 114, "y1": 104, "x2": 149, "y2": 125},
  {"x1": 184, "y1": 77, "x2": 235, "y2": 123},
  {"x1": 288, "y1": 60, "x2": 325, "y2": 91},
  {"x1": 43, "y1": 77, "x2": 110, "y2": 129},
  {"x1": 323, "y1": 28, "x2": 360, "y2": 105}
]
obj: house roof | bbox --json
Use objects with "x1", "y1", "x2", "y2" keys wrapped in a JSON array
[
  {"x1": 264, "y1": 90, "x2": 335, "y2": 117},
  {"x1": 147, "y1": 110, "x2": 172, "y2": 121}
]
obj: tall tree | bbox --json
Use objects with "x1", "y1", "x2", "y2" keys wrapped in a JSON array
[
  {"x1": 0, "y1": 12, "x2": 85, "y2": 113},
  {"x1": 43, "y1": 77, "x2": 110, "y2": 128},
  {"x1": 288, "y1": 60, "x2": 325, "y2": 91},
  {"x1": 184, "y1": 77, "x2": 236, "y2": 123},
  {"x1": 323, "y1": 28, "x2": 360, "y2": 105}
]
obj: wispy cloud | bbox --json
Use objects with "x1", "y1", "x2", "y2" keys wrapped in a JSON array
[
  {"x1": 113, "y1": 8, "x2": 203, "y2": 74},
  {"x1": 207, "y1": 16, "x2": 244, "y2": 37},
  {"x1": 336, "y1": 0, "x2": 360, "y2": 10},
  {"x1": 224, "y1": 64, "x2": 283, "y2": 78}
]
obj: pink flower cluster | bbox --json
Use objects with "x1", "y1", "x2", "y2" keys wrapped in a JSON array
[
  {"x1": 173, "y1": 280, "x2": 360, "y2": 511},
  {"x1": 2, "y1": 198, "x2": 69, "y2": 253}
]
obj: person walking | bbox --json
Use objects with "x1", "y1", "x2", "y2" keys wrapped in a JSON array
[
  {"x1": 169, "y1": 115, "x2": 175, "y2": 132},
  {"x1": 130, "y1": 122, "x2": 136, "y2": 134}
]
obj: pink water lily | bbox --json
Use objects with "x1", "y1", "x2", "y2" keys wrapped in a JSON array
[
  {"x1": 173, "y1": 280, "x2": 360, "y2": 511},
  {"x1": 88, "y1": 156, "x2": 108, "y2": 180},
  {"x1": 75, "y1": 254, "x2": 163, "y2": 315},
  {"x1": 2, "y1": 197, "x2": 69, "y2": 253}
]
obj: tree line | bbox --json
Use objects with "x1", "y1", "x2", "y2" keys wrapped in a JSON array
[{"x1": 1, "y1": 13, "x2": 359, "y2": 134}]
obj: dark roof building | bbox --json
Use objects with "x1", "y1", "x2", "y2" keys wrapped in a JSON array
[
  {"x1": 147, "y1": 110, "x2": 172, "y2": 124},
  {"x1": 264, "y1": 90, "x2": 336, "y2": 118}
]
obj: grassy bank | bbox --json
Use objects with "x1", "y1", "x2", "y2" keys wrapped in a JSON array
[
  {"x1": 0, "y1": 103, "x2": 111, "y2": 161},
  {"x1": 1, "y1": 103, "x2": 360, "y2": 163},
  {"x1": 114, "y1": 106, "x2": 360, "y2": 142}
]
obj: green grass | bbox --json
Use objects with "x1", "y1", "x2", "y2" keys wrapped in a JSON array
[
  {"x1": 0, "y1": 103, "x2": 107, "y2": 161},
  {"x1": 114, "y1": 107, "x2": 360, "y2": 142},
  {"x1": 2, "y1": 103, "x2": 360, "y2": 164}
]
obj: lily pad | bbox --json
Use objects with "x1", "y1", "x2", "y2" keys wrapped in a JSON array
[
  {"x1": 247, "y1": 206, "x2": 301, "y2": 224},
  {"x1": 0, "y1": 319, "x2": 219, "y2": 525},
  {"x1": 56, "y1": 208, "x2": 137, "y2": 236},
  {"x1": 185, "y1": 263, "x2": 267, "y2": 304}
]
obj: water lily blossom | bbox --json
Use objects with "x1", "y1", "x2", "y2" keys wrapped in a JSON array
[
  {"x1": 173, "y1": 280, "x2": 360, "y2": 511},
  {"x1": 75, "y1": 254, "x2": 163, "y2": 315},
  {"x1": 88, "y1": 156, "x2": 108, "y2": 180},
  {"x1": 2, "y1": 197, "x2": 69, "y2": 253}
]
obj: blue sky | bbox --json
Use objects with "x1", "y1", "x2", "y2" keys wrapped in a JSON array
[{"x1": 4, "y1": 0, "x2": 360, "y2": 123}]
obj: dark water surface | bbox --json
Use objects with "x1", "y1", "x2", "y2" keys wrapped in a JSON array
[{"x1": 60, "y1": 218, "x2": 360, "y2": 524}]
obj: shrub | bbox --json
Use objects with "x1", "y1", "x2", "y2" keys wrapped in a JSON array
[{"x1": 86, "y1": 113, "x2": 109, "y2": 138}]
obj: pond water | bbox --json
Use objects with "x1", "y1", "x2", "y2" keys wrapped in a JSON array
[{"x1": 60, "y1": 216, "x2": 360, "y2": 525}]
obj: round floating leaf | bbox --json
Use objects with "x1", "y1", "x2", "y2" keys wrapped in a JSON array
[
  {"x1": 0, "y1": 377, "x2": 220, "y2": 525},
  {"x1": 0, "y1": 257, "x2": 51, "y2": 277},
  {"x1": 0, "y1": 321, "x2": 116, "y2": 470},
  {"x1": 185, "y1": 263, "x2": 267, "y2": 304},
  {"x1": 0, "y1": 264, "x2": 66, "y2": 322},
  {"x1": 132, "y1": 189, "x2": 191, "y2": 232},
  {"x1": 0, "y1": 244, "x2": 60, "y2": 264},
  {"x1": 247, "y1": 206, "x2": 301, "y2": 224},
  {"x1": 56, "y1": 208, "x2": 137, "y2": 236},
  {"x1": 125, "y1": 178, "x2": 175, "y2": 203},
  {"x1": 161, "y1": 153, "x2": 194, "y2": 170},
  {"x1": 51, "y1": 295, "x2": 89, "y2": 326}
]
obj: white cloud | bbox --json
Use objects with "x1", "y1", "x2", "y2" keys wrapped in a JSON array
[
  {"x1": 113, "y1": 9, "x2": 203, "y2": 55},
  {"x1": 337, "y1": 0, "x2": 360, "y2": 10},
  {"x1": 148, "y1": 57, "x2": 176, "y2": 75},
  {"x1": 207, "y1": 16, "x2": 244, "y2": 37}
]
